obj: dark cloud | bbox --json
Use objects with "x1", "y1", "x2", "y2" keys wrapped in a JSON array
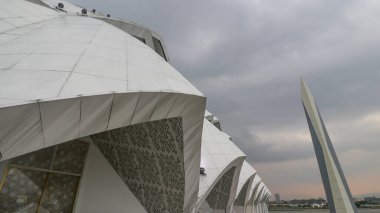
[
  {"x1": 230, "y1": 128, "x2": 314, "y2": 163},
  {"x1": 69, "y1": 0, "x2": 380, "y2": 198}
]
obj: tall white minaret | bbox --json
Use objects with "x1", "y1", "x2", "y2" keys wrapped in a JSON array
[{"x1": 301, "y1": 78, "x2": 357, "y2": 213}]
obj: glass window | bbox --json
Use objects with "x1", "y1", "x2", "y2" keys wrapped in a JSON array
[
  {"x1": 0, "y1": 168, "x2": 46, "y2": 212},
  {"x1": 132, "y1": 35, "x2": 146, "y2": 44},
  {"x1": 0, "y1": 140, "x2": 89, "y2": 213},
  {"x1": 152, "y1": 36, "x2": 167, "y2": 61},
  {"x1": 39, "y1": 174, "x2": 80, "y2": 212}
]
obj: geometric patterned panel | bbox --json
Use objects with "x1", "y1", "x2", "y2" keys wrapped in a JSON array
[
  {"x1": 0, "y1": 139, "x2": 89, "y2": 213},
  {"x1": 52, "y1": 141, "x2": 89, "y2": 174},
  {"x1": 0, "y1": 168, "x2": 47, "y2": 213},
  {"x1": 8, "y1": 140, "x2": 89, "y2": 175},
  {"x1": 206, "y1": 166, "x2": 236, "y2": 210},
  {"x1": 39, "y1": 173, "x2": 80, "y2": 212},
  {"x1": 234, "y1": 179, "x2": 250, "y2": 206},
  {"x1": 9, "y1": 146, "x2": 55, "y2": 170},
  {"x1": 91, "y1": 117, "x2": 184, "y2": 213}
]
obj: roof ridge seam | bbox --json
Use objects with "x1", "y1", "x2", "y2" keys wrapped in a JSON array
[{"x1": 56, "y1": 48, "x2": 87, "y2": 96}]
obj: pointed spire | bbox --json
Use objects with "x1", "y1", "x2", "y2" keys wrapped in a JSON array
[
  {"x1": 301, "y1": 78, "x2": 357, "y2": 213},
  {"x1": 300, "y1": 77, "x2": 315, "y2": 109}
]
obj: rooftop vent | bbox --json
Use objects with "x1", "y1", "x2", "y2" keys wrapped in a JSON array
[
  {"x1": 58, "y1": 2, "x2": 64, "y2": 8},
  {"x1": 200, "y1": 167, "x2": 206, "y2": 176},
  {"x1": 81, "y1": 8, "x2": 87, "y2": 15},
  {"x1": 107, "y1": 14, "x2": 110, "y2": 17}
]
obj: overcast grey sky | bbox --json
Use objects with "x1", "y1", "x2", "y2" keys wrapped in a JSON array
[{"x1": 70, "y1": 0, "x2": 380, "y2": 200}]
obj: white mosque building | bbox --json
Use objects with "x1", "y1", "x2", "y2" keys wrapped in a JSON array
[{"x1": 0, "y1": 0, "x2": 271, "y2": 212}]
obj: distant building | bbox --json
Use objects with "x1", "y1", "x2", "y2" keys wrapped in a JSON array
[
  {"x1": 364, "y1": 196, "x2": 380, "y2": 204},
  {"x1": 275, "y1": 194, "x2": 281, "y2": 203}
]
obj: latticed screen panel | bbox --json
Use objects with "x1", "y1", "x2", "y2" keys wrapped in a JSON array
[
  {"x1": 39, "y1": 174, "x2": 80, "y2": 212},
  {"x1": 91, "y1": 117, "x2": 185, "y2": 213},
  {"x1": 206, "y1": 166, "x2": 236, "y2": 210},
  {"x1": 0, "y1": 168, "x2": 46, "y2": 212},
  {"x1": 0, "y1": 140, "x2": 88, "y2": 213}
]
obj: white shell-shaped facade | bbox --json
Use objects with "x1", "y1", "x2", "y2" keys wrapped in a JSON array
[
  {"x1": 198, "y1": 112, "x2": 269, "y2": 213},
  {"x1": 0, "y1": 0, "x2": 271, "y2": 212},
  {"x1": 233, "y1": 161, "x2": 257, "y2": 213},
  {"x1": 197, "y1": 116, "x2": 245, "y2": 212},
  {"x1": 251, "y1": 183, "x2": 271, "y2": 213},
  {"x1": 245, "y1": 174, "x2": 264, "y2": 213}
]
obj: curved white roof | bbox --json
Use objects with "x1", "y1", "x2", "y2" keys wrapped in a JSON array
[
  {"x1": 248, "y1": 174, "x2": 262, "y2": 203},
  {"x1": 0, "y1": 14, "x2": 201, "y2": 106},
  {"x1": 197, "y1": 117, "x2": 245, "y2": 210},
  {"x1": 0, "y1": 0, "x2": 59, "y2": 35},
  {"x1": 39, "y1": 0, "x2": 171, "y2": 62},
  {"x1": 199, "y1": 118, "x2": 245, "y2": 196},
  {"x1": 0, "y1": 1, "x2": 205, "y2": 211},
  {"x1": 235, "y1": 161, "x2": 257, "y2": 199},
  {"x1": 201, "y1": 111, "x2": 271, "y2": 211}
]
